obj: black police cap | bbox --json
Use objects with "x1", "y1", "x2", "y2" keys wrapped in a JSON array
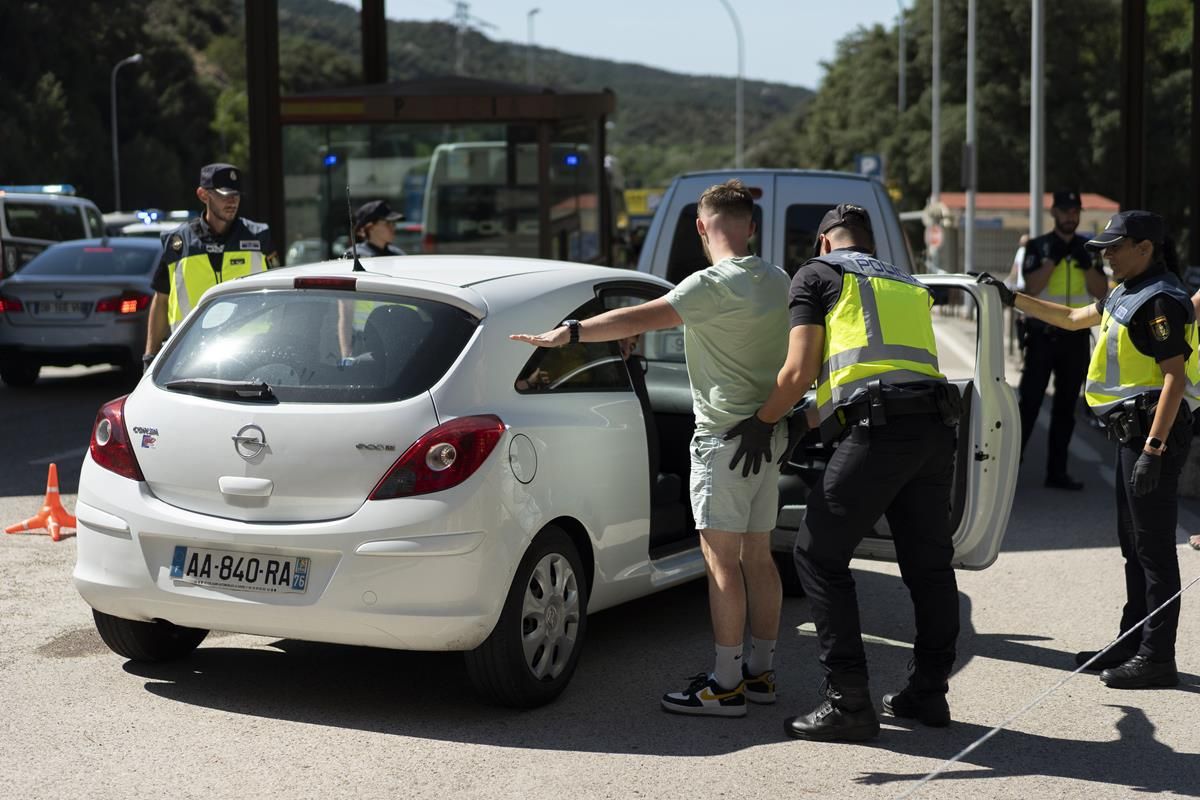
[
  {"x1": 199, "y1": 163, "x2": 241, "y2": 196},
  {"x1": 817, "y1": 203, "x2": 872, "y2": 237},
  {"x1": 1052, "y1": 190, "x2": 1082, "y2": 209},
  {"x1": 1085, "y1": 210, "x2": 1164, "y2": 251},
  {"x1": 354, "y1": 200, "x2": 404, "y2": 229}
]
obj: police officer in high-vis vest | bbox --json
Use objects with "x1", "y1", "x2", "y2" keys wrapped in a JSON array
[
  {"x1": 1018, "y1": 190, "x2": 1108, "y2": 490},
  {"x1": 726, "y1": 205, "x2": 963, "y2": 741},
  {"x1": 144, "y1": 163, "x2": 276, "y2": 365},
  {"x1": 980, "y1": 210, "x2": 1194, "y2": 690}
]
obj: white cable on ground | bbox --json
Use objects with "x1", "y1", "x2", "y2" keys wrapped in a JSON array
[{"x1": 895, "y1": 571, "x2": 1200, "y2": 799}]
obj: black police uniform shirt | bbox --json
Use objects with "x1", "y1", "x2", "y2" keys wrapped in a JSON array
[
  {"x1": 1021, "y1": 230, "x2": 1103, "y2": 286},
  {"x1": 1093, "y1": 263, "x2": 1192, "y2": 364},
  {"x1": 151, "y1": 215, "x2": 275, "y2": 294},
  {"x1": 787, "y1": 245, "x2": 877, "y2": 328}
]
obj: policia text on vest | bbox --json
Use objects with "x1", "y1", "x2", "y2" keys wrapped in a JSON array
[
  {"x1": 144, "y1": 163, "x2": 277, "y2": 364},
  {"x1": 977, "y1": 208, "x2": 1193, "y2": 689},
  {"x1": 729, "y1": 202, "x2": 964, "y2": 741}
]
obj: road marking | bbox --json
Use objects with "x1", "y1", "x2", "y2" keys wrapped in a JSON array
[{"x1": 28, "y1": 447, "x2": 88, "y2": 466}]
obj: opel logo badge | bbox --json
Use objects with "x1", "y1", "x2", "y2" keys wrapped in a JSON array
[{"x1": 232, "y1": 424, "x2": 267, "y2": 459}]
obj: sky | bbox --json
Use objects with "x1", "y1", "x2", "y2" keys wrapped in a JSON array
[{"x1": 343, "y1": 0, "x2": 906, "y2": 89}]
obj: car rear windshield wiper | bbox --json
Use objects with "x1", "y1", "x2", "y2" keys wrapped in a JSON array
[{"x1": 163, "y1": 378, "x2": 278, "y2": 402}]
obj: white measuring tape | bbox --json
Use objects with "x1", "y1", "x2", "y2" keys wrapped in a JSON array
[{"x1": 896, "y1": 570, "x2": 1200, "y2": 799}]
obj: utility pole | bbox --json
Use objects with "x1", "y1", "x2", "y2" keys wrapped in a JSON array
[
  {"x1": 964, "y1": 0, "x2": 977, "y2": 271},
  {"x1": 109, "y1": 53, "x2": 143, "y2": 212},
  {"x1": 1030, "y1": 0, "x2": 1045, "y2": 239},
  {"x1": 526, "y1": 8, "x2": 540, "y2": 84},
  {"x1": 717, "y1": 0, "x2": 744, "y2": 169},
  {"x1": 897, "y1": 1, "x2": 906, "y2": 113},
  {"x1": 931, "y1": 0, "x2": 941, "y2": 205}
]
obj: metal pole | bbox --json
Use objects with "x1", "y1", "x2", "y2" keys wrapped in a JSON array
[
  {"x1": 965, "y1": 0, "x2": 977, "y2": 271},
  {"x1": 526, "y1": 8, "x2": 540, "y2": 85},
  {"x1": 1192, "y1": 0, "x2": 1200, "y2": 264},
  {"x1": 931, "y1": 0, "x2": 941, "y2": 205},
  {"x1": 897, "y1": 1, "x2": 906, "y2": 113},
  {"x1": 109, "y1": 53, "x2": 142, "y2": 213},
  {"x1": 718, "y1": 0, "x2": 744, "y2": 168},
  {"x1": 1029, "y1": 0, "x2": 1044, "y2": 238}
]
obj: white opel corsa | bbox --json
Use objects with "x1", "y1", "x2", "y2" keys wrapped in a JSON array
[{"x1": 74, "y1": 256, "x2": 1018, "y2": 707}]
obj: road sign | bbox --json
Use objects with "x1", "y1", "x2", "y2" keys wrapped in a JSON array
[
  {"x1": 925, "y1": 224, "x2": 944, "y2": 248},
  {"x1": 855, "y1": 153, "x2": 884, "y2": 180}
]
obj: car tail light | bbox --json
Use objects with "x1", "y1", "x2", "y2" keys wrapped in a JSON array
[
  {"x1": 0, "y1": 295, "x2": 23, "y2": 313},
  {"x1": 95, "y1": 292, "x2": 152, "y2": 314},
  {"x1": 89, "y1": 396, "x2": 145, "y2": 481},
  {"x1": 421, "y1": 233, "x2": 436, "y2": 253},
  {"x1": 369, "y1": 415, "x2": 505, "y2": 500},
  {"x1": 294, "y1": 277, "x2": 357, "y2": 290}
]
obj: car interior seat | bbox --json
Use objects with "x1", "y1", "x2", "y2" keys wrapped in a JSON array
[
  {"x1": 361, "y1": 304, "x2": 427, "y2": 380},
  {"x1": 627, "y1": 355, "x2": 689, "y2": 547}
]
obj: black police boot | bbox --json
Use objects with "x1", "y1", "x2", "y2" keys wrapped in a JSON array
[
  {"x1": 882, "y1": 672, "x2": 951, "y2": 727},
  {"x1": 1044, "y1": 473, "x2": 1084, "y2": 491},
  {"x1": 1100, "y1": 655, "x2": 1179, "y2": 689},
  {"x1": 1074, "y1": 646, "x2": 1136, "y2": 671},
  {"x1": 784, "y1": 681, "x2": 880, "y2": 742}
]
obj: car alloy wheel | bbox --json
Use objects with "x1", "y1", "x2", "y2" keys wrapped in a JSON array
[{"x1": 520, "y1": 552, "x2": 581, "y2": 680}]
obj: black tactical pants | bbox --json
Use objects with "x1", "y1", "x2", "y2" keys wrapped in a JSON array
[
  {"x1": 795, "y1": 413, "x2": 958, "y2": 687},
  {"x1": 1018, "y1": 323, "x2": 1091, "y2": 479},
  {"x1": 1113, "y1": 410, "x2": 1192, "y2": 661}
]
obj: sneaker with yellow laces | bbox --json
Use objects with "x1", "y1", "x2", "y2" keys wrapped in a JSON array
[
  {"x1": 660, "y1": 672, "x2": 746, "y2": 717},
  {"x1": 742, "y1": 663, "x2": 777, "y2": 704}
]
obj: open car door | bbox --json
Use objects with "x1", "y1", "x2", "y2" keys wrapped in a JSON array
[{"x1": 772, "y1": 273, "x2": 1019, "y2": 572}]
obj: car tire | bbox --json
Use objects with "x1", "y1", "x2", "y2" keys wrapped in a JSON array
[
  {"x1": 0, "y1": 362, "x2": 39, "y2": 387},
  {"x1": 92, "y1": 609, "x2": 208, "y2": 662},
  {"x1": 465, "y1": 527, "x2": 588, "y2": 708},
  {"x1": 774, "y1": 551, "x2": 806, "y2": 598}
]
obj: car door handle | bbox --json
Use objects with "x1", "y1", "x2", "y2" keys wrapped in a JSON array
[{"x1": 218, "y1": 476, "x2": 274, "y2": 497}]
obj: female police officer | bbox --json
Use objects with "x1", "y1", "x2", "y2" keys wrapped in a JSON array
[{"x1": 979, "y1": 210, "x2": 1195, "y2": 689}]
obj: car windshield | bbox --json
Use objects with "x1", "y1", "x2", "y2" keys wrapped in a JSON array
[
  {"x1": 154, "y1": 289, "x2": 479, "y2": 403},
  {"x1": 19, "y1": 244, "x2": 159, "y2": 276},
  {"x1": 3, "y1": 201, "x2": 86, "y2": 240}
]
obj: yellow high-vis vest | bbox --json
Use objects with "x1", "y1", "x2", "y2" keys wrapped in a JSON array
[
  {"x1": 1084, "y1": 273, "x2": 1200, "y2": 416},
  {"x1": 1040, "y1": 251, "x2": 1095, "y2": 308},
  {"x1": 167, "y1": 250, "x2": 267, "y2": 328},
  {"x1": 812, "y1": 251, "x2": 946, "y2": 423}
]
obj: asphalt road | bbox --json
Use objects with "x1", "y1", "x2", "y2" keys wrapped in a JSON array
[{"x1": 2, "y1": 360, "x2": 1199, "y2": 799}]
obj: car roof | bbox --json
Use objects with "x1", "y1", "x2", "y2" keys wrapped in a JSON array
[
  {"x1": 673, "y1": 168, "x2": 875, "y2": 183},
  {"x1": 209, "y1": 255, "x2": 672, "y2": 318},
  {"x1": 0, "y1": 192, "x2": 99, "y2": 206}
]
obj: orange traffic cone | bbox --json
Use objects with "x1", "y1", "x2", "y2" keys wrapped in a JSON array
[{"x1": 5, "y1": 463, "x2": 76, "y2": 542}]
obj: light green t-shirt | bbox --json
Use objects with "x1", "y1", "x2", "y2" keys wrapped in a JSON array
[{"x1": 665, "y1": 255, "x2": 790, "y2": 434}]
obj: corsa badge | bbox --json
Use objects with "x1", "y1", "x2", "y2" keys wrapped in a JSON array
[{"x1": 1151, "y1": 315, "x2": 1170, "y2": 342}]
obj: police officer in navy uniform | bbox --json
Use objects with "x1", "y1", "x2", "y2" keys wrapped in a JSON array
[
  {"x1": 343, "y1": 200, "x2": 406, "y2": 258},
  {"x1": 980, "y1": 210, "x2": 1194, "y2": 689},
  {"x1": 726, "y1": 205, "x2": 963, "y2": 740},
  {"x1": 144, "y1": 163, "x2": 276, "y2": 364},
  {"x1": 1018, "y1": 190, "x2": 1108, "y2": 489}
]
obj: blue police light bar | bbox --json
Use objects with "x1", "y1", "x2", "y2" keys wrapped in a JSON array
[
  {"x1": 323, "y1": 154, "x2": 339, "y2": 167},
  {"x1": 0, "y1": 184, "x2": 77, "y2": 195},
  {"x1": 564, "y1": 154, "x2": 580, "y2": 167}
]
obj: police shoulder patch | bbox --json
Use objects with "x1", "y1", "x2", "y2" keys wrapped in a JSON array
[
  {"x1": 1150, "y1": 315, "x2": 1171, "y2": 342},
  {"x1": 171, "y1": 234, "x2": 183, "y2": 251}
]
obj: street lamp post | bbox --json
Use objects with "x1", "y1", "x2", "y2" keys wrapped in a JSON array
[
  {"x1": 110, "y1": 52, "x2": 143, "y2": 213},
  {"x1": 717, "y1": 0, "x2": 744, "y2": 168},
  {"x1": 526, "y1": 8, "x2": 540, "y2": 85}
]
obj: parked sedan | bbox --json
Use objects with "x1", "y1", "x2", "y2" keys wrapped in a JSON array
[
  {"x1": 73, "y1": 256, "x2": 1017, "y2": 707},
  {"x1": 0, "y1": 238, "x2": 161, "y2": 386}
]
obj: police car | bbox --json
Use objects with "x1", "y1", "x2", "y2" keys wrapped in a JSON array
[
  {"x1": 73, "y1": 256, "x2": 1017, "y2": 707},
  {"x1": 0, "y1": 185, "x2": 106, "y2": 276}
]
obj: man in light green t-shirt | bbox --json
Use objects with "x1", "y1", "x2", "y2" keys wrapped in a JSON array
[{"x1": 511, "y1": 179, "x2": 793, "y2": 718}]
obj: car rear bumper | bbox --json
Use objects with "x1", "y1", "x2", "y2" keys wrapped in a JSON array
[
  {"x1": 73, "y1": 456, "x2": 523, "y2": 652},
  {"x1": 0, "y1": 319, "x2": 144, "y2": 365}
]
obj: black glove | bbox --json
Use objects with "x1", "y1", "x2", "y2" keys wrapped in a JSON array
[
  {"x1": 974, "y1": 272, "x2": 1015, "y2": 307},
  {"x1": 1129, "y1": 451, "x2": 1161, "y2": 497},
  {"x1": 141, "y1": 352, "x2": 156, "y2": 373},
  {"x1": 724, "y1": 414, "x2": 774, "y2": 477},
  {"x1": 778, "y1": 406, "x2": 810, "y2": 466}
]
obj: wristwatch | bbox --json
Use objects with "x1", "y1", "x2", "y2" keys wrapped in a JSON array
[
  {"x1": 560, "y1": 319, "x2": 581, "y2": 344},
  {"x1": 1146, "y1": 436, "x2": 1166, "y2": 454}
]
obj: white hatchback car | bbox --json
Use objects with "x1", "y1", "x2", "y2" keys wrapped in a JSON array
[{"x1": 74, "y1": 257, "x2": 1018, "y2": 707}]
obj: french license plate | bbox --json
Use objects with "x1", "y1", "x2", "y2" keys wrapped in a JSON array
[
  {"x1": 33, "y1": 301, "x2": 83, "y2": 314},
  {"x1": 169, "y1": 545, "x2": 310, "y2": 594}
]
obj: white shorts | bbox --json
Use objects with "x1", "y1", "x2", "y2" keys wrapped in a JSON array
[{"x1": 688, "y1": 425, "x2": 785, "y2": 533}]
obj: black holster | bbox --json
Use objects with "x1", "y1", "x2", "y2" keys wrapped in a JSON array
[{"x1": 1104, "y1": 396, "x2": 1154, "y2": 444}]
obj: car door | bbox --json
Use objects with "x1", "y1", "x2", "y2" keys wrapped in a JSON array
[{"x1": 773, "y1": 273, "x2": 1018, "y2": 570}]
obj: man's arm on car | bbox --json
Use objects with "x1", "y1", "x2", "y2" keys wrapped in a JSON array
[{"x1": 510, "y1": 298, "x2": 683, "y2": 348}]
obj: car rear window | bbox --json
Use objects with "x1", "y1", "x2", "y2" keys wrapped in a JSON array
[
  {"x1": 154, "y1": 290, "x2": 478, "y2": 403},
  {"x1": 20, "y1": 244, "x2": 159, "y2": 276},
  {"x1": 3, "y1": 202, "x2": 86, "y2": 241}
]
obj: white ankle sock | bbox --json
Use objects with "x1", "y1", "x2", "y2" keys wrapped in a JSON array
[
  {"x1": 747, "y1": 637, "x2": 776, "y2": 675},
  {"x1": 713, "y1": 644, "x2": 744, "y2": 690}
]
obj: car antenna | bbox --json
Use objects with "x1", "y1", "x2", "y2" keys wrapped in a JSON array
[{"x1": 346, "y1": 186, "x2": 365, "y2": 273}]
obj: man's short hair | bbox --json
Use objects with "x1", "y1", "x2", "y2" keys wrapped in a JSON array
[{"x1": 698, "y1": 179, "x2": 754, "y2": 220}]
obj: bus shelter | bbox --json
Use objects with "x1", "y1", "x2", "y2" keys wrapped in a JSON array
[{"x1": 278, "y1": 77, "x2": 616, "y2": 265}]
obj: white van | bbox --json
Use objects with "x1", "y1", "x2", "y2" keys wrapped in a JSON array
[{"x1": 0, "y1": 188, "x2": 106, "y2": 277}]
